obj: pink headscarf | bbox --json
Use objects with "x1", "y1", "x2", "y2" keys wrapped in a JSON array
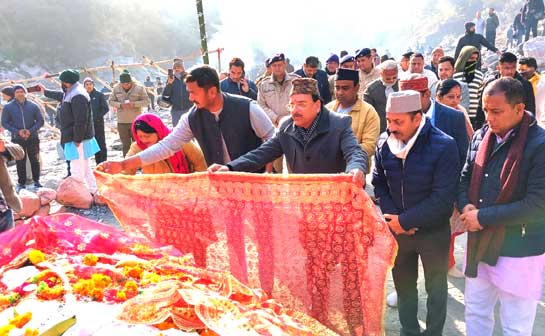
[{"x1": 131, "y1": 114, "x2": 189, "y2": 174}]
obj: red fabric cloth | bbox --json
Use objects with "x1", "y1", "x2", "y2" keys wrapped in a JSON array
[
  {"x1": 0, "y1": 214, "x2": 181, "y2": 270},
  {"x1": 95, "y1": 171, "x2": 397, "y2": 336},
  {"x1": 131, "y1": 113, "x2": 189, "y2": 174},
  {"x1": 466, "y1": 112, "x2": 532, "y2": 277},
  {"x1": 399, "y1": 76, "x2": 428, "y2": 92}
]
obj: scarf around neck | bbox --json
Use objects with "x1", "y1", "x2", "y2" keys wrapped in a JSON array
[{"x1": 465, "y1": 112, "x2": 533, "y2": 277}]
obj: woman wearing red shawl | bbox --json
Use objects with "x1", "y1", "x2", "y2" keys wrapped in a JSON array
[{"x1": 124, "y1": 114, "x2": 206, "y2": 175}]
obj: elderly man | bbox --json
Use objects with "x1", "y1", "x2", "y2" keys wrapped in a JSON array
[
  {"x1": 364, "y1": 60, "x2": 400, "y2": 133},
  {"x1": 405, "y1": 53, "x2": 438, "y2": 88},
  {"x1": 1, "y1": 84, "x2": 44, "y2": 191},
  {"x1": 294, "y1": 56, "x2": 332, "y2": 104},
  {"x1": 356, "y1": 48, "x2": 381, "y2": 96},
  {"x1": 162, "y1": 58, "x2": 192, "y2": 126},
  {"x1": 326, "y1": 68, "x2": 380, "y2": 171},
  {"x1": 257, "y1": 53, "x2": 300, "y2": 126},
  {"x1": 373, "y1": 90, "x2": 460, "y2": 336},
  {"x1": 99, "y1": 65, "x2": 275, "y2": 175},
  {"x1": 208, "y1": 77, "x2": 367, "y2": 184},
  {"x1": 458, "y1": 78, "x2": 545, "y2": 336},
  {"x1": 109, "y1": 70, "x2": 150, "y2": 156},
  {"x1": 220, "y1": 57, "x2": 258, "y2": 100}
]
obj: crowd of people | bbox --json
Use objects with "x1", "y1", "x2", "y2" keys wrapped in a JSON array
[{"x1": 0, "y1": 4, "x2": 544, "y2": 335}]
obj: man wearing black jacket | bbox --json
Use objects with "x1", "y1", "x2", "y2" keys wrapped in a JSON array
[
  {"x1": 454, "y1": 22, "x2": 500, "y2": 70},
  {"x1": 1, "y1": 84, "x2": 44, "y2": 191},
  {"x1": 162, "y1": 59, "x2": 192, "y2": 126},
  {"x1": 475, "y1": 52, "x2": 536, "y2": 130},
  {"x1": 84, "y1": 77, "x2": 109, "y2": 164}
]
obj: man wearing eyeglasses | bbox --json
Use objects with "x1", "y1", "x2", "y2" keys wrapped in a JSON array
[{"x1": 208, "y1": 78, "x2": 367, "y2": 185}]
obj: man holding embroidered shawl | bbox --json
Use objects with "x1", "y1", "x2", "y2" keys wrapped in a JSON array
[{"x1": 458, "y1": 77, "x2": 545, "y2": 336}]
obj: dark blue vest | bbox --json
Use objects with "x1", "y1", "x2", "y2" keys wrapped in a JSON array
[{"x1": 188, "y1": 93, "x2": 263, "y2": 168}]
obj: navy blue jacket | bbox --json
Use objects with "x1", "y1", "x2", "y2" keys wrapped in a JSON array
[
  {"x1": 458, "y1": 118, "x2": 545, "y2": 257},
  {"x1": 293, "y1": 68, "x2": 332, "y2": 104},
  {"x1": 89, "y1": 89, "x2": 109, "y2": 122},
  {"x1": 220, "y1": 77, "x2": 257, "y2": 100},
  {"x1": 228, "y1": 107, "x2": 367, "y2": 174},
  {"x1": 1, "y1": 99, "x2": 44, "y2": 140},
  {"x1": 373, "y1": 118, "x2": 460, "y2": 232},
  {"x1": 431, "y1": 100, "x2": 469, "y2": 170},
  {"x1": 162, "y1": 74, "x2": 192, "y2": 112}
]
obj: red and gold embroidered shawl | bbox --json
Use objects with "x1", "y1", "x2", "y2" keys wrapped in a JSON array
[{"x1": 95, "y1": 171, "x2": 397, "y2": 336}]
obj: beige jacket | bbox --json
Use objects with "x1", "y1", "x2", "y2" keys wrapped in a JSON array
[
  {"x1": 357, "y1": 67, "x2": 381, "y2": 97},
  {"x1": 109, "y1": 82, "x2": 150, "y2": 124},
  {"x1": 257, "y1": 72, "x2": 300, "y2": 125},
  {"x1": 326, "y1": 98, "x2": 380, "y2": 172}
]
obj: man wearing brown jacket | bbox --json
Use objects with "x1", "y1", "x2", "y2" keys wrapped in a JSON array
[
  {"x1": 0, "y1": 136, "x2": 24, "y2": 232},
  {"x1": 326, "y1": 68, "x2": 380, "y2": 172},
  {"x1": 109, "y1": 70, "x2": 150, "y2": 156}
]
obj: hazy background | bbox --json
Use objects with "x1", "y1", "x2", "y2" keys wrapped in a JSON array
[{"x1": 0, "y1": 0, "x2": 525, "y2": 79}]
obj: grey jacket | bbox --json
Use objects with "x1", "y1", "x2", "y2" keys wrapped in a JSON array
[{"x1": 228, "y1": 107, "x2": 368, "y2": 174}]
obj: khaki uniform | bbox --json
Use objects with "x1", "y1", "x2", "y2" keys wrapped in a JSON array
[
  {"x1": 257, "y1": 72, "x2": 300, "y2": 125},
  {"x1": 358, "y1": 67, "x2": 381, "y2": 97},
  {"x1": 109, "y1": 82, "x2": 150, "y2": 124}
]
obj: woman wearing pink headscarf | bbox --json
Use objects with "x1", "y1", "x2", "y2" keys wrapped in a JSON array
[{"x1": 124, "y1": 113, "x2": 206, "y2": 175}]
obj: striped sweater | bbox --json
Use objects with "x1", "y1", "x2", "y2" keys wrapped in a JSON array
[{"x1": 453, "y1": 70, "x2": 484, "y2": 121}]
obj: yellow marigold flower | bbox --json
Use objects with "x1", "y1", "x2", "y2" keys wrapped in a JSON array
[
  {"x1": 0, "y1": 324, "x2": 15, "y2": 336},
  {"x1": 141, "y1": 272, "x2": 161, "y2": 285},
  {"x1": 24, "y1": 328, "x2": 39, "y2": 336},
  {"x1": 91, "y1": 274, "x2": 111, "y2": 289},
  {"x1": 116, "y1": 291, "x2": 127, "y2": 301},
  {"x1": 82, "y1": 254, "x2": 99, "y2": 266},
  {"x1": 9, "y1": 311, "x2": 32, "y2": 328},
  {"x1": 28, "y1": 249, "x2": 45, "y2": 265}
]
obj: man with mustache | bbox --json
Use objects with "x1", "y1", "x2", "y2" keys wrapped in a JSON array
[
  {"x1": 207, "y1": 77, "x2": 367, "y2": 185},
  {"x1": 373, "y1": 90, "x2": 460, "y2": 336},
  {"x1": 458, "y1": 78, "x2": 545, "y2": 336},
  {"x1": 99, "y1": 65, "x2": 275, "y2": 174},
  {"x1": 364, "y1": 60, "x2": 400, "y2": 133},
  {"x1": 327, "y1": 68, "x2": 380, "y2": 172}
]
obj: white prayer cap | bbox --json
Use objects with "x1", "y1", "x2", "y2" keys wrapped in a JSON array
[{"x1": 386, "y1": 90, "x2": 422, "y2": 113}]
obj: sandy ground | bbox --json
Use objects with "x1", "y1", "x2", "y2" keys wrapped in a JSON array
[{"x1": 6, "y1": 108, "x2": 544, "y2": 335}]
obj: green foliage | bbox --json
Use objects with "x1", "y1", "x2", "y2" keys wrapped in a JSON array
[{"x1": 0, "y1": 0, "x2": 219, "y2": 67}]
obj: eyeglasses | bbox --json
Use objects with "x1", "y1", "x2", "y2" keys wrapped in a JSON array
[{"x1": 286, "y1": 102, "x2": 309, "y2": 111}]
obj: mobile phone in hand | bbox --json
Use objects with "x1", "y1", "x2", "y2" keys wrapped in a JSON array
[{"x1": 168, "y1": 68, "x2": 174, "y2": 78}]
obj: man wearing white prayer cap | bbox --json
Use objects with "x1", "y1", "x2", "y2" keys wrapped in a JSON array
[{"x1": 372, "y1": 89, "x2": 460, "y2": 336}]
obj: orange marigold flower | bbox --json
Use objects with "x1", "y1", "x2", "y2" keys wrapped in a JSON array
[{"x1": 82, "y1": 254, "x2": 99, "y2": 266}]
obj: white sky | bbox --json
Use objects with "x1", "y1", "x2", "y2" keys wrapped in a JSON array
[{"x1": 127, "y1": 0, "x2": 456, "y2": 69}]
